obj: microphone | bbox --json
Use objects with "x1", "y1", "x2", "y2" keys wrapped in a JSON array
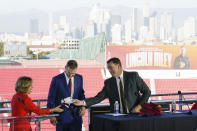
[
  {"x1": 178, "y1": 91, "x2": 192, "y2": 115},
  {"x1": 17, "y1": 96, "x2": 22, "y2": 103},
  {"x1": 17, "y1": 96, "x2": 30, "y2": 115}
]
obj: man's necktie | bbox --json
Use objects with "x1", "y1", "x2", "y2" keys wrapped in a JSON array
[
  {"x1": 68, "y1": 78, "x2": 72, "y2": 96},
  {"x1": 119, "y1": 77, "x2": 127, "y2": 114}
]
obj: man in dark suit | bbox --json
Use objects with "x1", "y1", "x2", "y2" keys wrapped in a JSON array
[
  {"x1": 73, "y1": 57, "x2": 151, "y2": 113},
  {"x1": 47, "y1": 60, "x2": 85, "y2": 131}
]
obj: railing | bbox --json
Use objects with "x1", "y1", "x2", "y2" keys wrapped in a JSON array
[
  {"x1": 0, "y1": 92, "x2": 197, "y2": 131},
  {"x1": 89, "y1": 91, "x2": 197, "y2": 109},
  {"x1": 151, "y1": 91, "x2": 197, "y2": 110},
  {"x1": 0, "y1": 114, "x2": 59, "y2": 131},
  {"x1": 0, "y1": 99, "x2": 48, "y2": 131},
  {"x1": 0, "y1": 99, "x2": 47, "y2": 113}
]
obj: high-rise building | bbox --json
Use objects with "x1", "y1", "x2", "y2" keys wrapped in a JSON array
[
  {"x1": 60, "y1": 16, "x2": 67, "y2": 27},
  {"x1": 59, "y1": 16, "x2": 70, "y2": 34},
  {"x1": 72, "y1": 26, "x2": 83, "y2": 39},
  {"x1": 143, "y1": 3, "x2": 150, "y2": 18},
  {"x1": 30, "y1": 19, "x2": 39, "y2": 33},
  {"x1": 111, "y1": 24, "x2": 121, "y2": 44},
  {"x1": 86, "y1": 21, "x2": 97, "y2": 38},
  {"x1": 125, "y1": 19, "x2": 132, "y2": 43},
  {"x1": 160, "y1": 12, "x2": 174, "y2": 41},
  {"x1": 124, "y1": 8, "x2": 139, "y2": 42},
  {"x1": 48, "y1": 12, "x2": 53, "y2": 36},
  {"x1": 139, "y1": 26, "x2": 149, "y2": 42},
  {"x1": 143, "y1": 3, "x2": 150, "y2": 27},
  {"x1": 183, "y1": 17, "x2": 196, "y2": 39},
  {"x1": 89, "y1": 3, "x2": 111, "y2": 24},
  {"x1": 149, "y1": 12, "x2": 158, "y2": 40},
  {"x1": 177, "y1": 27, "x2": 184, "y2": 41},
  {"x1": 111, "y1": 15, "x2": 121, "y2": 26},
  {"x1": 88, "y1": 3, "x2": 111, "y2": 41},
  {"x1": 131, "y1": 8, "x2": 138, "y2": 40}
]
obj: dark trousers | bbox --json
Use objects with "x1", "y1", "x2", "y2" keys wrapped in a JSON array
[{"x1": 56, "y1": 121, "x2": 82, "y2": 131}]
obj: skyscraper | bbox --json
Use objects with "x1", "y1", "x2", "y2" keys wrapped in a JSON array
[
  {"x1": 86, "y1": 20, "x2": 97, "y2": 38},
  {"x1": 143, "y1": 3, "x2": 150, "y2": 27},
  {"x1": 111, "y1": 24, "x2": 121, "y2": 44},
  {"x1": 48, "y1": 12, "x2": 53, "y2": 36},
  {"x1": 125, "y1": 19, "x2": 132, "y2": 43},
  {"x1": 88, "y1": 3, "x2": 111, "y2": 41},
  {"x1": 30, "y1": 19, "x2": 39, "y2": 33},
  {"x1": 131, "y1": 8, "x2": 138, "y2": 40},
  {"x1": 111, "y1": 15, "x2": 121, "y2": 26},
  {"x1": 183, "y1": 17, "x2": 196, "y2": 39},
  {"x1": 160, "y1": 12, "x2": 174, "y2": 41},
  {"x1": 59, "y1": 16, "x2": 70, "y2": 34},
  {"x1": 149, "y1": 12, "x2": 158, "y2": 40}
]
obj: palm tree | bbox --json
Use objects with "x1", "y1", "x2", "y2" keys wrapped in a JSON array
[{"x1": 0, "y1": 42, "x2": 4, "y2": 56}]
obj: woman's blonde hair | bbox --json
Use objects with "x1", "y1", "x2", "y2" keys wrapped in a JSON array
[{"x1": 15, "y1": 76, "x2": 32, "y2": 93}]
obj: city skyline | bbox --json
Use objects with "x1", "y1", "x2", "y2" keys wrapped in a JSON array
[
  {"x1": 1, "y1": 0, "x2": 197, "y2": 14},
  {"x1": 0, "y1": 0, "x2": 197, "y2": 45}
]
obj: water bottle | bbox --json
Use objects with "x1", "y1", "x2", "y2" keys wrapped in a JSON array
[
  {"x1": 172, "y1": 100, "x2": 176, "y2": 112},
  {"x1": 114, "y1": 101, "x2": 119, "y2": 114}
]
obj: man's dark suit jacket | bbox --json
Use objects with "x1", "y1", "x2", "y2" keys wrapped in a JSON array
[
  {"x1": 85, "y1": 71, "x2": 151, "y2": 112},
  {"x1": 47, "y1": 73, "x2": 85, "y2": 124}
]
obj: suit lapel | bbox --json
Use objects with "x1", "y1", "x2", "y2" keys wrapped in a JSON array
[
  {"x1": 73, "y1": 75, "x2": 78, "y2": 98},
  {"x1": 61, "y1": 73, "x2": 70, "y2": 97},
  {"x1": 111, "y1": 77, "x2": 120, "y2": 101},
  {"x1": 123, "y1": 71, "x2": 129, "y2": 99}
]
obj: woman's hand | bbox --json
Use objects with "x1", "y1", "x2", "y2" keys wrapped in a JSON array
[{"x1": 50, "y1": 106, "x2": 64, "y2": 113}]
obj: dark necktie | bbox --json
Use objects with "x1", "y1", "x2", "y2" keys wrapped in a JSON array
[
  {"x1": 68, "y1": 79, "x2": 72, "y2": 96},
  {"x1": 119, "y1": 77, "x2": 127, "y2": 114}
]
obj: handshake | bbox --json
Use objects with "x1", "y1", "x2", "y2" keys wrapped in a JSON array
[
  {"x1": 73, "y1": 99, "x2": 85, "y2": 106},
  {"x1": 60, "y1": 97, "x2": 86, "y2": 117},
  {"x1": 61, "y1": 97, "x2": 85, "y2": 107},
  {"x1": 61, "y1": 97, "x2": 74, "y2": 108},
  {"x1": 50, "y1": 98, "x2": 86, "y2": 126}
]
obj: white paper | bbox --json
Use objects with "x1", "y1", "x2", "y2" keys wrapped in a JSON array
[
  {"x1": 61, "y1": 97, "x2": 73, "y2": 105},
  {"x1": 105, "y1": 113, "x2": 128, "y2": 116}
]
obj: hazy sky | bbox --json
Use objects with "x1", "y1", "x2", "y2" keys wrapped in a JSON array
[{"x1": 1, "y1": 0, "x2": 197, "y2": 14}]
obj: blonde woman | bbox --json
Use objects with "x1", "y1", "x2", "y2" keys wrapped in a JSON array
[{"x1": 10, "y1": 76, "x2": 63, "y2": 131}]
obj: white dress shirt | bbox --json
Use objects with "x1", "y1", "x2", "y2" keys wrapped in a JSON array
[
  {"x1": 83, "y1": 71, "x2": 129, "y2": 113},
  {"x1": 115, "y1": 71, "x2": 129, "y2": 113}
]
